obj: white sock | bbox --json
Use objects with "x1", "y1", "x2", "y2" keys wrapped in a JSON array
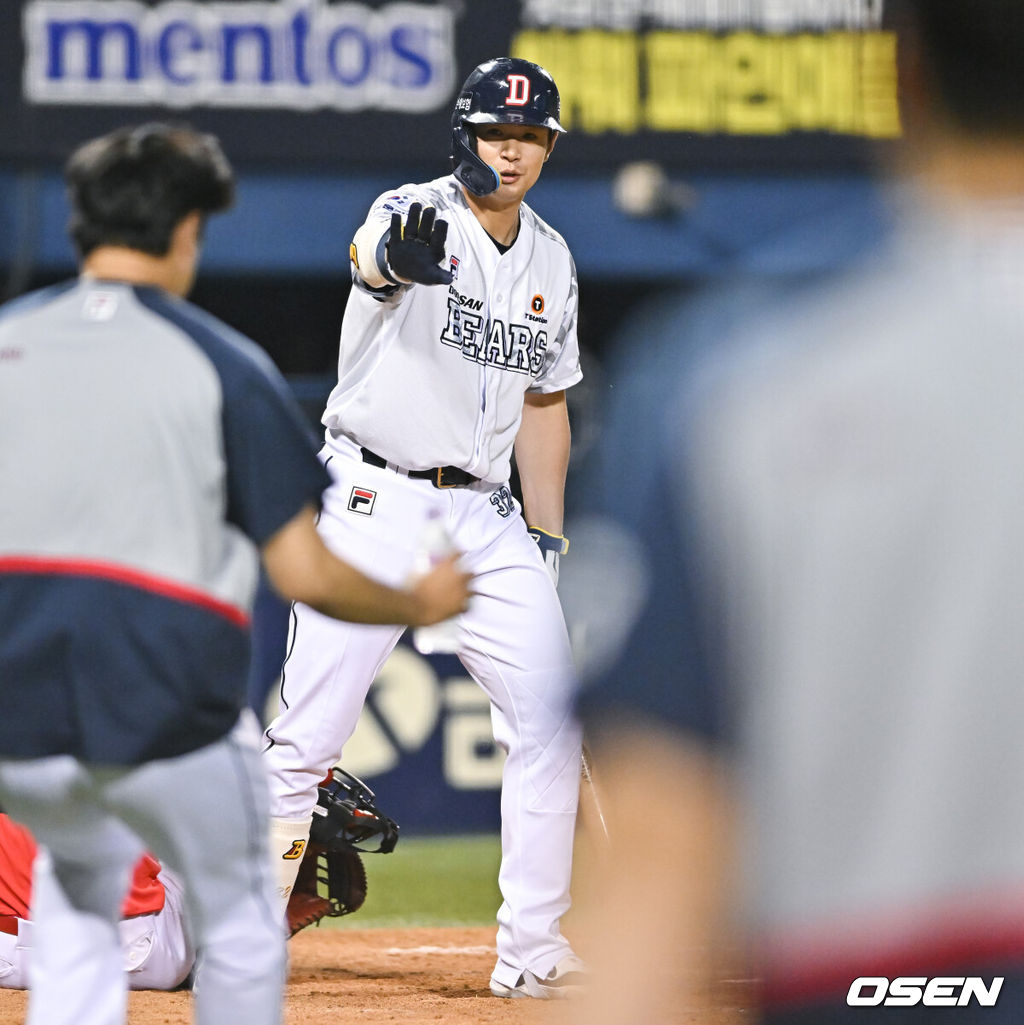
[{"x1": 268, "y1": 816, "x2": 311, "y2": 921}]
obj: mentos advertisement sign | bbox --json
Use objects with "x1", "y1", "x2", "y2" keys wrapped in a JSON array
[
  {"x1": 23, "y1": 0, "x2": 455, "y2": 110},
  {"x1": 4, "y1": 1, "x2": 901, "y2": 174}
]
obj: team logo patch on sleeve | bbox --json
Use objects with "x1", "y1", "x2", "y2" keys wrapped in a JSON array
[{"x1": 348, "y1": 487, "x2": 377, "y2": 515}]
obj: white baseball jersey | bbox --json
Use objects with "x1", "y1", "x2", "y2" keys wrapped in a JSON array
[{"x1": 322, "y1": 174, "x2": 582, "y2": 483}]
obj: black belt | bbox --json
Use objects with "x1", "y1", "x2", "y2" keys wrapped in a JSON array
[{"x1": 360, "y1": 447, "x2": 478, "y2": 489}]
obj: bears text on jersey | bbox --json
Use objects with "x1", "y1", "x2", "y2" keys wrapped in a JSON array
[{"x1": 441, "y1": 290, "x2": 549, "y2": 375}]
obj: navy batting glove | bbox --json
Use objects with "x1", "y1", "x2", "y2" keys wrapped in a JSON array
[
  {"x1": 386, "y1": 203, "x2": 454, "y2": 286},
  {"x1": 528, "y1": 526, "x2": 569, "y2": 588}
]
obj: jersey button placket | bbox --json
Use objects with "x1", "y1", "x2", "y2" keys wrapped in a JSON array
[
  {"x1": 482, "y1": 280, "x2": 510, "y2": 467},
  {"x1": 472, "y1": 266, "x2": 497, "y2": 465}
]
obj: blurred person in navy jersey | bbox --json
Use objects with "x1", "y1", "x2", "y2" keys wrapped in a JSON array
[
  {"x1": 0, "y1": 121, "x2": 471, "y2": 1025},
  {"x1": 566, "y1": 2, "x2": 1024, "y2": 1022}
]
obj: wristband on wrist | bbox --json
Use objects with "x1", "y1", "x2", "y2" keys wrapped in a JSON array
[{"x1": 527, "y1": 526, "x2": 569, "y2": 556}]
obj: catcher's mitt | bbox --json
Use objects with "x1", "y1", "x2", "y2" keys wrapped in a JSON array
[
  {"x1": 285, "y1": 767, "x2": 400, "y2": 938},
  {"x1": 286, "y1": 840, "x2": 366, "y2": 937}
]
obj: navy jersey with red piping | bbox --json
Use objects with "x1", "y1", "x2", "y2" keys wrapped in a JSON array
[{"x1": 0, "y1": 279, "x2": 330, "y2": 764}]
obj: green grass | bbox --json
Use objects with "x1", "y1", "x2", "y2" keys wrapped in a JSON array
[{"x1": 328, "y1": 833, "x2": 503, "y2": 929}]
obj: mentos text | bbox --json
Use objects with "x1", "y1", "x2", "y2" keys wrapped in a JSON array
[{"x1": 23, "y1": 0, "x2": 455, "y2": 111}]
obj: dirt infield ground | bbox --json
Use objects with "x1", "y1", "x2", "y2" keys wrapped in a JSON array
[
  {"x1": 0, "y1": 926, "x2": 567, "y2": 1025},
  {"x1": 0, "y1": 924, "x2": 748, "y2": 1024}
]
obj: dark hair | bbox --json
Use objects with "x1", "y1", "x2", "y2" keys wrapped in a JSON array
[
  {"x1": 906, "y1": 0, "x2": 1024, "y2": 135},
  {"x1": 65, "y1": 123, "x2": 235, "y2": 258}
]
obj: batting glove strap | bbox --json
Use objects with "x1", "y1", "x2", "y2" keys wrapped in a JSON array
[
  {"x1": 527, "y1": 526, "x2": 570, "y2": 556},
  {"x1": 375, "y1": 228, "x2": 401, "y2": 286}
]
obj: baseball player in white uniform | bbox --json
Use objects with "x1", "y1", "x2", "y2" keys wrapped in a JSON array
[{"x1": 263, "y1": 57, "x2": 586, "y2": 998}]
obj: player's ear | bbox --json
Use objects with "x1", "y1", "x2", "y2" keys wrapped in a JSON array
[
  {"x1": 173, "y1": 211, "x2": 203, "y2": 253},
  {"x1": 166, "y1": 211, "x2": 204, "y2": 297},
  {"x1": 544, "y1": 131, "x2": 558, "y2": 161}
]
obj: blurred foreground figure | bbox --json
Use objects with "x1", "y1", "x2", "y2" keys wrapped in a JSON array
[
  {"x1": 570, "y1": 2, "x2": 1024, "y2": 1022},
  {"x1": 0, "y1": 123, "x2": 470, "y2": 1025}
]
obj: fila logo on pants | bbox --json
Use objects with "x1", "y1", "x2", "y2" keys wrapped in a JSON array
[{"x1": 348, "y1": 487, "x2": 376, "y2": 515}]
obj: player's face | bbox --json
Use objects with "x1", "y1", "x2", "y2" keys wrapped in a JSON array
[{"x1": 473, "y1": 124, "x2": 556, "y2": 204}]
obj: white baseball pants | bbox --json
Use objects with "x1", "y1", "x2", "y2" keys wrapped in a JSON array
[{"x1": 264, "y1": 435, "x2": 582, "y2": 985}]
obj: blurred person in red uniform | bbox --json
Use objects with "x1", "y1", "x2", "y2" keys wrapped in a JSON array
[{"x1": 0, "y1": 814, "x2": 194, "y2": 990}]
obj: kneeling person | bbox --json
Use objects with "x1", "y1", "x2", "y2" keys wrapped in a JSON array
[{"x1": 0, "y1": 814, "x2": 194, "y2": 991}]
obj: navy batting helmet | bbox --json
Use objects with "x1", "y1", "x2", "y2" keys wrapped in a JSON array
[{"x1": 450, "y1": 57, "x2": 565, "y2": 197}]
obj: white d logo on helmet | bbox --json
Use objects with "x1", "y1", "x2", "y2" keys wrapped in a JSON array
[{"x1": 505, "y1": 74, "x2": 531, "y2": 106}]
